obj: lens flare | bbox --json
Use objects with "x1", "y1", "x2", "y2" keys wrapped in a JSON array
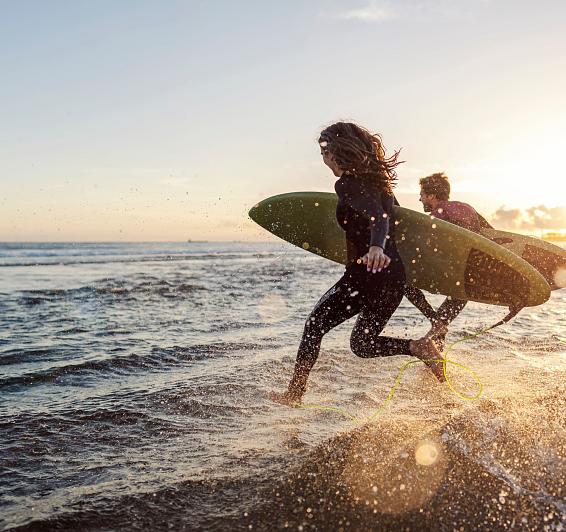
[
  {"x1": 415, "y1": 441, "x2": 440, "y2": 466},
  {"x1": 340, "y1": 432, "x2": 446, "y2": 514}
]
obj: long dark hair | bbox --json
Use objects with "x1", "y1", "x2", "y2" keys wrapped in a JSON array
[{"x1": 318, "y1": 122, "x2": 402, "y2": 195}]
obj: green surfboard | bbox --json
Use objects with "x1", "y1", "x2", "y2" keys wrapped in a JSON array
[{"x1": 249, "y1": 191, "x2": 551, "y2": 308}]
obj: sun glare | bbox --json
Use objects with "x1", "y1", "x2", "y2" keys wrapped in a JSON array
[{"x1": 490, "y1": 128, "x2": 566, "y2": 209}]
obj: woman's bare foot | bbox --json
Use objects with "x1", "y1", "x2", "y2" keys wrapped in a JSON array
[
  {"x1": 267, "y1": 390, "x2": 301, "y2": 407},
  {"x1": 409, "y1": 338, "x2": 446, "y2": 382}
]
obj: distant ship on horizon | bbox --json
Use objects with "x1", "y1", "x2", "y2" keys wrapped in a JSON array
[{"x1": 187, "y1": 239, "x2": 208, "y2": 243}]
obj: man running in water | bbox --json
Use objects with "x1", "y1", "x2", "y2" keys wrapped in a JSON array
[{"x1": 405, "y1": 172, "x2": 493, "y2": 345}]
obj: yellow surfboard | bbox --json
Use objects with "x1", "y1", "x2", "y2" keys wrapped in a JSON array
[{"x1": 249, "y1": 192, "x2": 551, "y2": 308}]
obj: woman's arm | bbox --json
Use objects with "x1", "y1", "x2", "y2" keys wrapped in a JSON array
[{"x1": 335, "y1": 176, "x2": 390, "y2": 250}]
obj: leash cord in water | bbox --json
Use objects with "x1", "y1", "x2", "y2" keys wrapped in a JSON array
[{"x1": 294, "y1": 326, "x2": 492, "y2": 425}]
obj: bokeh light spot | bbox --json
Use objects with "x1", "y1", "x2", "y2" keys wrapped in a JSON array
[{"x1": 415, "y1": 442, "x2": 439, "y2": 466}]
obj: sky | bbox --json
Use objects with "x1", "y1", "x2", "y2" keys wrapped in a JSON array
[{"x1": 1, "y1": 0, "x2": 565, "y2": 242}]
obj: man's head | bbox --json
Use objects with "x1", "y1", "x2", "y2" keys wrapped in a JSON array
[{"x1": 419, "y1": 172, "x2": 450, "y2": 212}]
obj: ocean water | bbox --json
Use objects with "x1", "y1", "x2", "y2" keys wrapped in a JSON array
[{"x1": 1, "y1": 242, "x2": 565, "y2": 531}]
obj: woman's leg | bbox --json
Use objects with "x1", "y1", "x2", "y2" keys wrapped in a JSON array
[
  {"x1": 350, "y1": 280, "x2": 410, "y2": 358},
  {"x1": 287, "y1": 273, "x2": 364, "y2": 400},
  {"x1": 350, "y1": 280, "x2": 445, "y2": 381}
]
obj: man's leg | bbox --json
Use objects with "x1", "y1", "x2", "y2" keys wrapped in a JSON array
[
  {"x1": 427, "y1": 298, "x2": 468, "y2": 350},
  {"x1": 404, "y1": 285, "x2": 438, "y2": 323},
  {"x1": 437, "y1": 298, "x2": 467, "y2": 324}
]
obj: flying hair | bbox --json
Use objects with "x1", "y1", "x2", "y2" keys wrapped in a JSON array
[{"x1": 318, "y1": 122, "x2": 403, "y2": 195}]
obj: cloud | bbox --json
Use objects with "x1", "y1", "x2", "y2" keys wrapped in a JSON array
[
  {"x1": 334, "y1": 2, "x2": 395, "y2": 22},
  {"x1": 491, "y1": 205, "x2": 566, "y2": 230},
  {"x1": 492, "y1": 206, "x2": 523, "y2": 229},
  {"x1": 524, "y1": 205, "x2": 566, "y2": 229}
]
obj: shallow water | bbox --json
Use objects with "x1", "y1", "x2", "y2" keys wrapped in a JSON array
[{"x1": 1, "y1": 242, "x2": 565, "y2": 531}]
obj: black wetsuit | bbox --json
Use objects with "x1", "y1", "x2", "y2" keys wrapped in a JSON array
[{"x1": 287, "y1": 173, "x2": 411, "y2": 399}]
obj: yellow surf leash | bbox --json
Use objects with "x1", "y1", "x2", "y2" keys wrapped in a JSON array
[{"x1": 294, "y1": 327, "x2": 491, "y2": 425}]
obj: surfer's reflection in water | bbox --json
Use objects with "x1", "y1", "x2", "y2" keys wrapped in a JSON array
[{"x1": 268, "y1": 122, "x2": 445, "y2": 407}]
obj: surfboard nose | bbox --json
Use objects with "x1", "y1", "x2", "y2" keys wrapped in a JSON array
[{"x1": 248, "y1": 201, "x2": 268, "y2": 227}]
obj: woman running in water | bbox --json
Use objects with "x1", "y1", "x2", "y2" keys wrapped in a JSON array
[{"x1": 268, "y1": 122, "x2": 444, "y2": 407}]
